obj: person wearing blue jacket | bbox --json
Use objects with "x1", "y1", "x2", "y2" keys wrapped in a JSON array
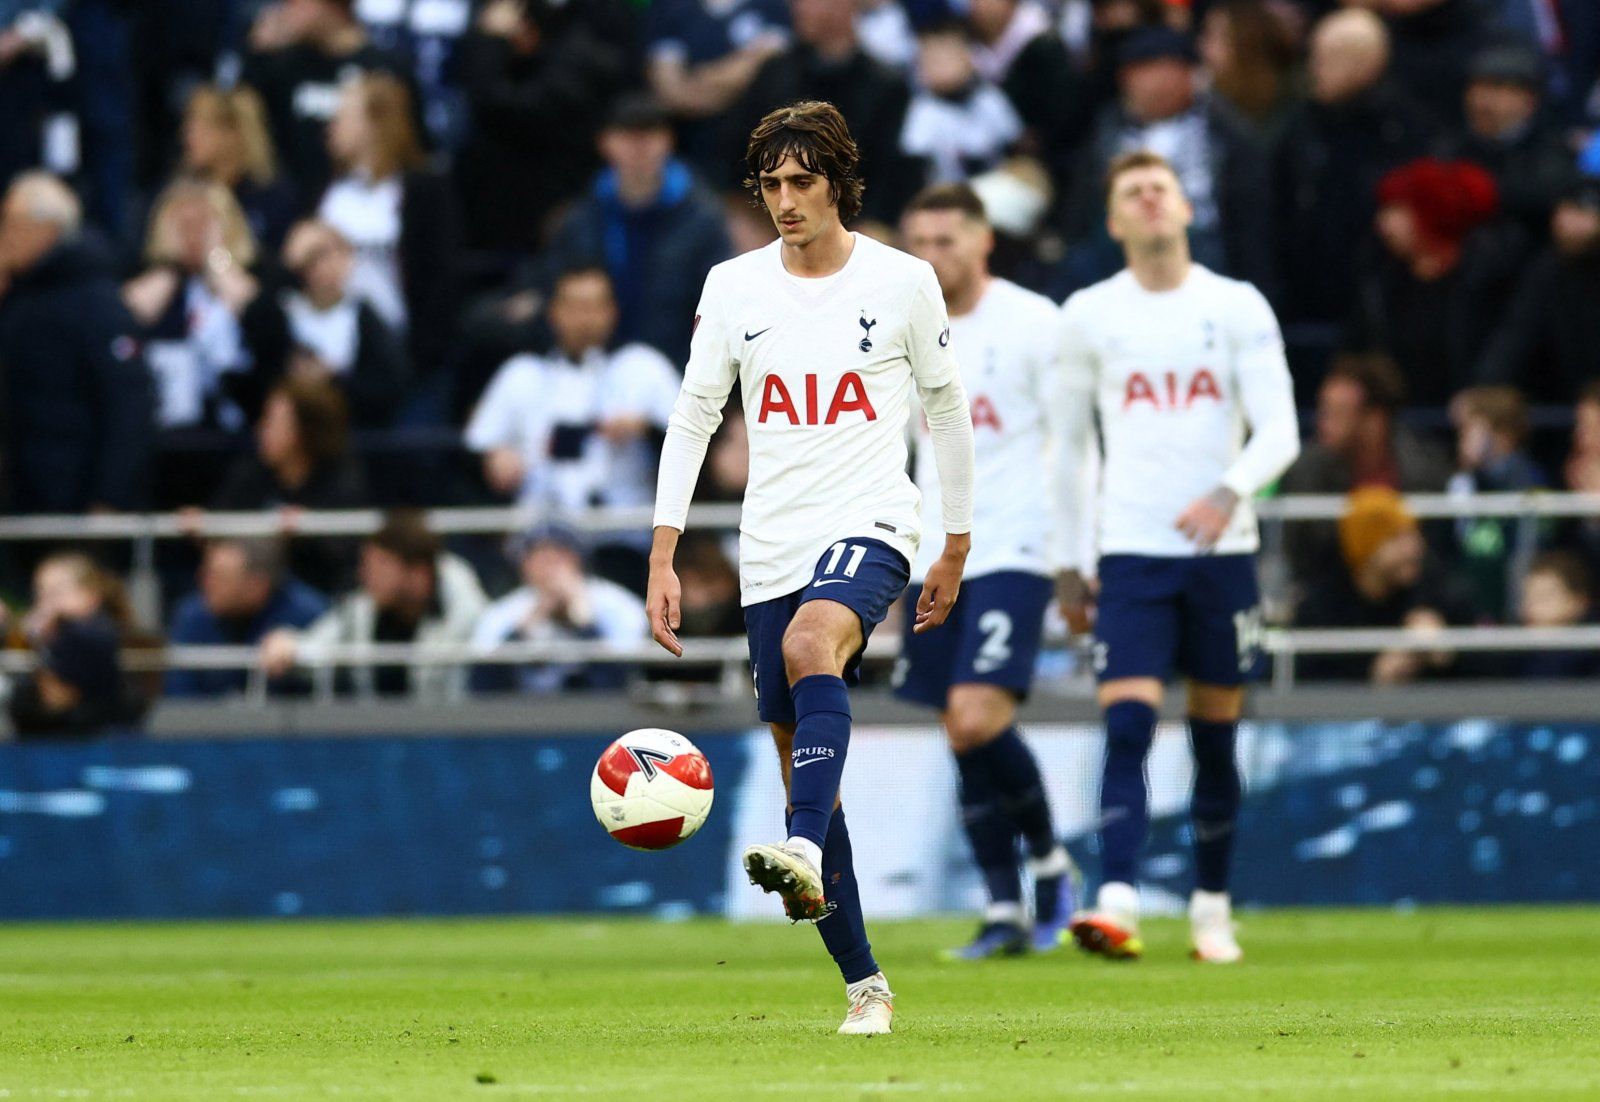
[{"x1": 165, "y1": 538, "x2": 328, "y2": 699}]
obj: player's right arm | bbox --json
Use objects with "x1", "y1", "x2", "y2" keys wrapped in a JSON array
[
  {"x1": 1050, "y1": 292, "x2": 1098, "y2": 632},
  {"x1": 649, "y1": 271, "x2": 738, "y2": 656}
]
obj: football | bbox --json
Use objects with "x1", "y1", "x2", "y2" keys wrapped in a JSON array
[{"x1": 590, "y1": 729, "x2": 715, "y2": 850}]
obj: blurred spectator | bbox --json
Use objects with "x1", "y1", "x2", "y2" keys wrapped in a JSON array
[
  {"x1": 1553, "y1": 382, "x2": 1600, "y2": 576},
  {"x1": 0, "y1": 172, "x2": 154, "y2": 514},
  {"x1": 1350, "y1": 0, "x2": 1497, "y2": 126},
  {"x1": 1450, "y1": 385, "x2": 1544, "y2": 493},
  {"x1": 899, "y1": 23, "x2": 1022, "y2": 186},
  {"x1": 122, "y1": 179, "x2": 259, "y2": 437},
  {"x1": 210, "y1": 376, "x2": 370, "y2": 593},
  {"x1": 7, "y1": 552, "x2": 148, "y2": 738},
  {"x1": 1448, "y1": 384, "x2": 1545, "y2": 616},
  {"x1": 1294, "y1": 487, "x2": 1472, "y2": 683},
  {"x1": 857, "y1": 0, "x2": 919, "y2": 72},
  {"x1": 180, "y1": 84, "x2": 298, "y2": 253},
  {"x1": 1198, "y1": 0, "x2": 1298, "y2": 135},
  {"x1": 1077, "y1": 0, "x2": 1177, "y2": 117},
  {"x1": 701, "y1": 407, "x2": 751, "y2": 504},
  {"x1": 1284, "y1": 355, "x2": 1454, "y2": 494},
  {"x1": 1065, "y1": 27, "x2": 1274, "y2": 293},
  {"x1": 259, "y1": 508, "x2": 487, "y2": 699},
  {"x1": 729, "y1": 0, "x2": 918, "y2": 223},
  {"x1": 1281, "y1": 353, "x2": 1453, "y2": 592},
  {"x1": 469, "y1": 523, "x2": 648, "y2": 694},
  {"x1": 165, "y1": 537, "x2": 328, "y2": 698},
  {"x1": 242, "y1": 0, "x2": 410, "y2": 198},
  {"x1": 467, "y1": 266, "x2": 678, "y2": 512},
  {"x1": 1348, "y1": 157, "x2": 1526, "y2": 405},
  {"x1": 319, "y1": 72, "x2": 459, "y2": 379},
  {"x1": 67, "y1": 0, "x2": 136, "y2": 239},
  {"x1": 968, "y1": 0, "x2": 1090, "y2": 173},
  {"x1": 645, "y1": 0, "x2": 788, "y2": 171},
  {"x1": 1477, "y1": 176, "x2": 1600, "y2": 402},
  {"x1": 243, "y1": 218, "x2": 409, "y2": 427},
  {"x1": 1273, "y1": 8, "x2": 1435, "y2": 327},
  {"x1": 456, "y1": 0, "x2": 628, "y2": 254},
  {"x1": 541, "y1": 95, "x2": 730, "y2": 366},
  {"x1": 0, "y1": 2, "x2": 75, "y2": 195},
  {"x1": 1441, "y1": 39, "x2": 1574, "y2": 233},
  {"x1": 354, "y1": 0, "x2": 473, "y2": 153},
  {"x1": 1512, "y1": 550, "x2": 1600, "y2": 678}
]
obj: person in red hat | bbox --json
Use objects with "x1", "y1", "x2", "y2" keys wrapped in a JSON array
[{"x1": 1348, "y1": 157, "x2": 1530, "y2": 405}]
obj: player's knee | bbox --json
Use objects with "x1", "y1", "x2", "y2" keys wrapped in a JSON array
[
  {"x1": 1188, "y1": 682, "x2": 1244, "y2": 722},
  {"x1": 944, "y1": 692, "x2": 1011, "y2": 754},
  {"x1": 781, "y1": 624, "x2": 839, "y2": 682},
  {"x1": 1097, "y1": 677, "x2": 1162, "y2": 712}
]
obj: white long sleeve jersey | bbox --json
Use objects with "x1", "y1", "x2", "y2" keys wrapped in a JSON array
[
  {"x1": 911, "y1": 277, "x2": 1060, "y2": 581},
  {"x1": 653, "y1": 234, "x2": 975, "y2": 605},
  {"x1": 1054, "y1": 264, "x2": 1300, "y2": 567}
]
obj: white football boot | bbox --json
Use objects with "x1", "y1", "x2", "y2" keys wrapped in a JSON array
[
  {"x1": 1189, "y1": 890, "x2": 1243, "y2": 963},
  {"x1": 838, "y1": 972, "x2": 894, "y2": 1035},
  {"x1": 742, "y1": 842, "x2": 827, "y2": 921}
]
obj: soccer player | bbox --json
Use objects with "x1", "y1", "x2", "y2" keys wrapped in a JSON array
[
  {"x1": 895, "y1": 183, "x2": 1080, "y2": 961},
  {"x1": 648, "y1": 101, "x2": 975, "y2": 1033},
  {"x1": 1055, "y1": 151, "x2": 1300, "y2": 963}
]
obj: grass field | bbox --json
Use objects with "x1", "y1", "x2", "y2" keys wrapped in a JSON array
[{"x1": 2, "y1": 908, "x2": 1598, "y2": 1101}]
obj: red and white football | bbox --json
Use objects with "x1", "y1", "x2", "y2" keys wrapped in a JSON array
[{"x1": 590, "y1": 729, "x2": 714, "y2": 850}]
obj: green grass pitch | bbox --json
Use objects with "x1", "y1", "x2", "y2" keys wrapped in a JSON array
[{"x1": 3, "y1": 907, "x2": 1598, "y2": 1100}]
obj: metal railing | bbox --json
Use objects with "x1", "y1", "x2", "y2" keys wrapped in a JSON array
[{"x1": 0, "y1": 493, "x2": 1595, "y2": 697}]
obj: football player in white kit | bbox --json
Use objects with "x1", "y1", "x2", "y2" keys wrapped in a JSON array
[
  {"x1": 896, "y1": 183, "x2": 1082, "y2": 961},
  {"x1": 1055, "y1": 151, "x2": 1300, "y2": 963},
  {"x1": 649, "y1": 101, "x2": 976, "y2": 1033}
]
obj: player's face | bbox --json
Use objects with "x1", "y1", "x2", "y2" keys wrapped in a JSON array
[
  {"x1": 759, "y1": 155, "x2": 839, "y2": 247},
  {"x1": 901, "y1": 208, "x2": 991, "y2": 301},
  {"x1": 1106, "y1": 166, "x2": 1192, "y2": 250}
]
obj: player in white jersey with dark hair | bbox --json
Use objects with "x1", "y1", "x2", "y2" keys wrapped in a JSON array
[
  {"x1": 895, "y1": 182, "x2": 1081, "y2": 961},
  {"x1": 649, "y1": 101, "x2": 976, "y2": 1034},
  {"x1": 1056, "y1": 150, "x2": 1300, "y2": 963}
]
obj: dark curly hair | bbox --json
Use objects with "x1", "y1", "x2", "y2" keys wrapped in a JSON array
[{"x1": 743, "y1": 100, "x2": 864, "y2": 224}]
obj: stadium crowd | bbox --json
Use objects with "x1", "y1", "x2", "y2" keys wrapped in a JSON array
[{"x1": 0, "y1": 0, "x2": 1598, "y2": 729}]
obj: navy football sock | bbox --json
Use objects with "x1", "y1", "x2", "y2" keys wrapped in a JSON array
[
  {"x1": 1099, "y1": 700, "x2": 1157, "y2": 887},
  {"x1": 1189, "y1": 717, "x2": 1241, "y2": 893},
  {"x1": 816, "y1": 808, "x2": 879, "y2": 982},
  {"x1": 982, "y1": 726, "x2": 1059, "y2": 859},
  {"x1": 786, "y1": 674, "x2": 852, "y2": 848},
  {"x1": 954, "y1": 744, "x2": 1024, "y2": 912}
]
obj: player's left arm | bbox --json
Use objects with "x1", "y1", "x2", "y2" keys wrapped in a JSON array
[
  {"x1": 906, "y1": 267, "x2": 974, "y2": 633},
  {"x1": 1175, "y1": 284, "x2": 1301, "y2": 550}
]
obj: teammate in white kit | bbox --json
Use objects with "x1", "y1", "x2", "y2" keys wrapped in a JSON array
[
  {"x1": 895, "y1": 183, "x2": 1081, "y2": 961},
  {"x1": 649, "y1": 101, "x2": 976, "y2": 1033},
  {"x1": 1055, "y1": 151, "x2": 1300, "y2": 963}
]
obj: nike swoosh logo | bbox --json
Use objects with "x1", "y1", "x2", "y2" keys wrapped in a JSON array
[
  {"x1": 812, "y1": 579, "x2": 849, "y2": 587},
  {"x1": 744, "y1": 328, "x2": 771, "y2": 341},
  {"x1": 792, "y1": 757, "x2": 830, "y2": 769},
  {"x1": 938, "y1": 327, "x2": 950, "y2": 347}
]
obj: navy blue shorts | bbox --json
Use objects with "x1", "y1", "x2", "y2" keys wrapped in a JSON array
[
  {"x1": 1094, "y1": 554, "x2": 1264, "y2": 685},
  {"x1": 744, "y1": 537, "x2": 911, "y2": 725},
  {"x1": 893, "y1": 570, "x2": 1052, "y2": 708}
]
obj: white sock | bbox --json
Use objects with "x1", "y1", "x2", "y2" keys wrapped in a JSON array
[
  {"x1": 1026, "y1": 845, "x2": 1071, "y2": 879},
  {"x1": 1190, "y1": 889, "x2": 1232, "y2": 923},
  {"x1": 1097, "y1": 880, "x2": 1140, "y2": 926},
  {"x1": 984, "y1": 900, "x2": 1025, "y2": 926},
  {"x1": 785, "y1": 836, "x2": 823, "y2": 873}
]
